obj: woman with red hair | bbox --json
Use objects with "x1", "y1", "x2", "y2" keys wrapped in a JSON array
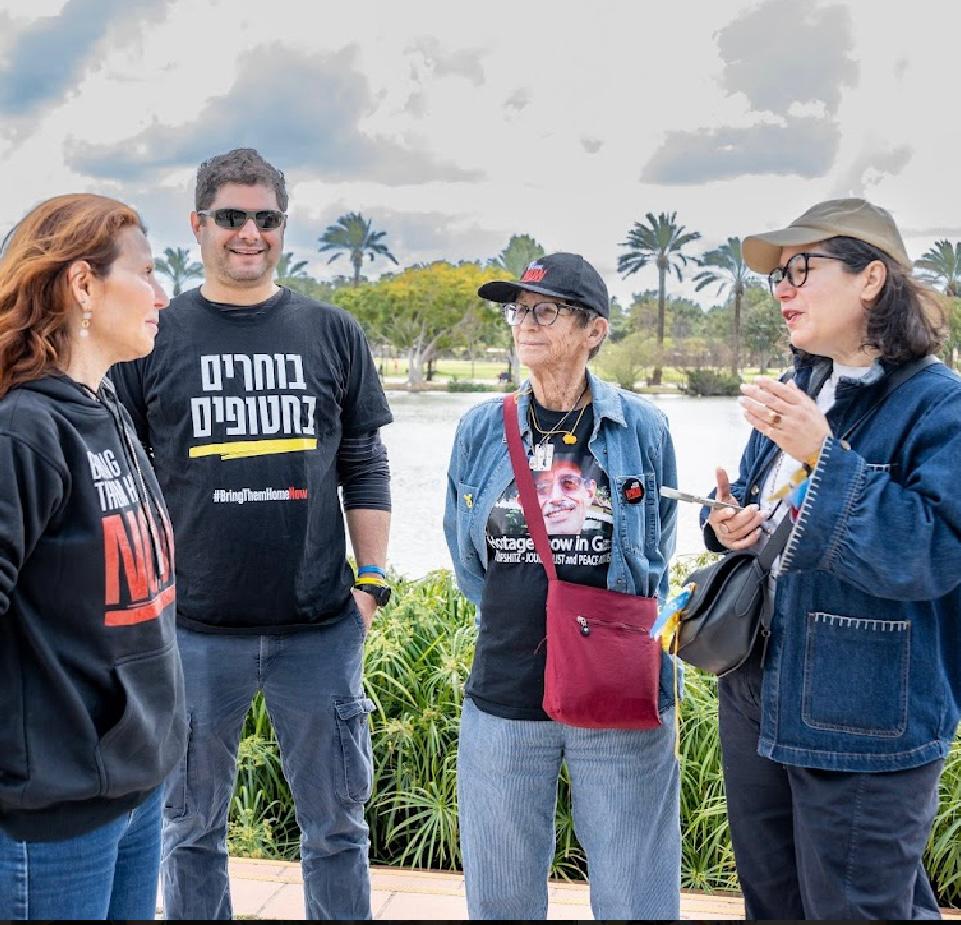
[{"x1": 0, "y1": 194, "x2": 185, "y2": 920}]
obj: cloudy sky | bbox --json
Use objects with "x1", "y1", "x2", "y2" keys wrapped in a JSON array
[{"x1": 0, "y1": 0, "x2": 958, "y2": 306}]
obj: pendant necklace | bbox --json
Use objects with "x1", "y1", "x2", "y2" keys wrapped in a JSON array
[{"x1": 528, "y1": 382, "x2": 589, "y2": 469}]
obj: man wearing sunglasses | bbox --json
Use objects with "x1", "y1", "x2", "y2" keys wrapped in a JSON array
[
  {"x1": 112, "y1": 148, "x2": 393, "y2": 920},
  {"x1": 534, "y1": 457, "x2": 598, "y2": 535}
]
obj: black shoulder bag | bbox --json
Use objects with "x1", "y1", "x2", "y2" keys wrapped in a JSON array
[{"x1": 675, "y1": 356, "x2": 938, "y2": 677}]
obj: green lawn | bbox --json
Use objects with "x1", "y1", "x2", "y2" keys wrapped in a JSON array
[
  {"x1": 378, "y1": 357, "x2": 510, "y2": 382},
  {"x1": 379, "y1": 357, "x2": 789, "y2": 387}
]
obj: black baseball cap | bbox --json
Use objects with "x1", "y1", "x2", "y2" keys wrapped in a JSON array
[{"x1": 478, "y1": 252, "x2": 610, "y2": 319}]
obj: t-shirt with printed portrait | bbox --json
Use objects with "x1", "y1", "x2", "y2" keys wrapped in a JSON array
[{"x1": 468, "y1": 397, "x2": 613, "y2": 720}]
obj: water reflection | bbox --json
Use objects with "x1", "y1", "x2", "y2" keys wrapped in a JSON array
[{"x1": 370, "y1": 391, "x2": 751, "y2": 579}]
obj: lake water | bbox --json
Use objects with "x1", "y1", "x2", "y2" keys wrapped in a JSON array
[{"x1": 370, "y1": 391, "x2": 751, "y2": 578}]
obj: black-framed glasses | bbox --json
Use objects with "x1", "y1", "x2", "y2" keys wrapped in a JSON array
[
  {"x1": 768, "y1": 251, "x2": 847, "y2": 293},
  {"x1": 197, "y1": 208, "x2": 286, "y2": 231},
  {"x1": 502, "y1": 301, "x2": 582, "y2": 327}
]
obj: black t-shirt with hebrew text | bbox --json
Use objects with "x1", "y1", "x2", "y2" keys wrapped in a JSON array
[
  {"x1": 467, "y1": 398, "x2": 612, "y2": 720},
  {"x1": 111, "y1": 286, "x2": 392, "y2": 634}
]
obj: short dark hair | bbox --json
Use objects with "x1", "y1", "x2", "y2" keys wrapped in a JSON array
[
  {"x1": 820, "y1": 235, "x2": 946, "y2": 363},
  {"x1": 194, "y1": 148, "x2": 288, "y2": 212},
  {"x1": 571, "y1": 306, "x2": 606, "y2": 359}
]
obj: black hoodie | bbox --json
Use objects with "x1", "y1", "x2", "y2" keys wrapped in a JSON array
[{"x1": 0, "y1": 374, "x2": 185, "y2": 842}]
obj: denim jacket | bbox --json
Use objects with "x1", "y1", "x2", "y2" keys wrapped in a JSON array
[
  {"x1": 705, "y1": 356, "x2": 961, "y2": 771},
  {"x1": 443, "y1": 370, "x2": 680, "y2": 711}
]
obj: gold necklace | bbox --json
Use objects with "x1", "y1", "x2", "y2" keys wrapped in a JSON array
[{"x1": 529, "y1": 383, "x2": 589, "y2": 446}]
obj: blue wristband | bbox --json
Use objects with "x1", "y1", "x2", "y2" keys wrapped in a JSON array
[{"x1": 357, "y1": 564, "x2": 386, "y2": 577}]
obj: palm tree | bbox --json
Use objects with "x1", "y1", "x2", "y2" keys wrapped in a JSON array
[
  {"x1": 275, "y1": 251, "x2": 309, "y2": 285},
  {"x1": 693, "y1": 237, "x2": 754, "y2": 376},
  {"x1": 492, "y1": 234, "x2": 545, "y2": 278},
  {"x1": 618, "y1": 212, "x2": 701, "y2": 385},
  {"x1": 915, "y1": 240, "x2": 961, "y2": 297},
  {"x1": 317, "y1": 212, "x2": 398, "y2": 287},
  {"x1": 155, "y1": 246, "x2": 203, "y2": 296}
]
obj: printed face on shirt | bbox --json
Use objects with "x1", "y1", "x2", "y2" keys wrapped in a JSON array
[
  {"x1": 192, "y1": 182, "x2": 284, "y2": 291},
  {"x1": 534, "y1": 458, "x2": 597, "y2": 535}
]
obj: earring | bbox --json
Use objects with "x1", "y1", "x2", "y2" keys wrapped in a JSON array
[{"x1": 79, "y1": 301, "x2": 92, "y2": 337}]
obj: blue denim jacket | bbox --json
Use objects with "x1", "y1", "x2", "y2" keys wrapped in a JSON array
[
  {"x1": 443, "y1": 370, "x2": 680, "y2": 711},
  {"x1": 706, "y1": 356, "x2": 961, "y2": 771}
]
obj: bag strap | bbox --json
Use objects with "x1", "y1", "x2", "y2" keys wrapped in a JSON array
[
  {"x1": 838, "y1": 356, "x2": 939, "y2": 443},
  {"x1": 503, "y1": 393, "x2": 558, "y2": 582},
  {"x1": 755, "y1": 357, "x2": 937, "y2": 573},
  {"x1": 755, "y1": 508, "x2": 794, "y2": 570}
]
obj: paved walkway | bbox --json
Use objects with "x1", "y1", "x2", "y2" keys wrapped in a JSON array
[
  {"x1": 156, "y1": 858, "x2": 961, "y2": 919},
  {"x1": 153, "y1": 858, "x2": 744, "y2": 919}
]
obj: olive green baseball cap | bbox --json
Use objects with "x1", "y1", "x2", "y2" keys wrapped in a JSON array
[{"x1": 742, "y1": 198, "x2": 912, "y2": 274}]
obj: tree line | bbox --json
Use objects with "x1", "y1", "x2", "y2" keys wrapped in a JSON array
[{"x1": 155, "y1": 212, "x2": 961, "y2": 389}]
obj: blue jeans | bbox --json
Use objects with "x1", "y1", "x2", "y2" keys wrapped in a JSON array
[
  {"x1": 719, "y1": 642, "x2": 943, "y2": 919},
  {"x1": 162, "y1": 615, "x2": 374, "y2": 920},
  {"x1": 0, "y1": 786, "x2": 161, "y2": 920},
  {"x1": 457, "y1": 697, "x2": 680, "y2": 919}
]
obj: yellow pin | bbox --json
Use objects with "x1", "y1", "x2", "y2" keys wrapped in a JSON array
[{"x1": 464, "y1": 494, "x2": 473, "y2": 509}]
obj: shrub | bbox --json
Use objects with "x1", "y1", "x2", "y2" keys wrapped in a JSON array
[
  {"x1": 683, "y1": 369, "x2": 742, "y2": 396},
  {"x1": 594, "y1": 333, "x2": 658, "y2": 390},
  {"x1": 446, "y1": 380, "x2": 498, "y2": 393},
  {"x1": 228, "y1": 569, "x2": 961, "y2": 908}
]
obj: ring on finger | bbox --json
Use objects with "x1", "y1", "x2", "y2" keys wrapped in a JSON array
[{"x1": 769, "y1": 409, "x2": 782, "y2": 427}]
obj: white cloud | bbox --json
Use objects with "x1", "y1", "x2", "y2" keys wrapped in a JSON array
[{"x1": 0, "y1": 0, "x2": 957, "y2": 311}]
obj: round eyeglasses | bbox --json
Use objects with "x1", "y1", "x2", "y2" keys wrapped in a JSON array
[
  {"x1": 501, "y1": 301, "x2": 582, "y2": 326},
  {"x1": 768, "y1": 252, "x2": 847, "y2": 294}
]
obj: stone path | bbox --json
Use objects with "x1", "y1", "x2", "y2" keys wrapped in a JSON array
[{"x1": 155, "y1": 858, "x2": 961, "y2": 919}]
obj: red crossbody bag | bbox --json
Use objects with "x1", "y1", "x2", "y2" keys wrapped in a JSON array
[{"x1": 502, "y1": 393, "x2": 662, "y2": 729}]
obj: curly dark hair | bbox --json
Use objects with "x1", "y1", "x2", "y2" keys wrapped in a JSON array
[
  {"x1": 819, "y1": 235, "x2": 946, "y2": 363},
  {"x1": 194, "y1": 148, "x2": 288, "y2": 212}
]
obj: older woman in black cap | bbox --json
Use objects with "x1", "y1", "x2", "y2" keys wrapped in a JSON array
[
  {"x1": 444, "y1": 252, "x2": 680, "y2": 919},
  {"x1": 704, "y1": 199, "x2": 961, "y2": 919}
]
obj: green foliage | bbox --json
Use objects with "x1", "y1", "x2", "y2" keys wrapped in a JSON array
[
  {"x1": 362, "y1": 571, "x2": 473, "y2": 870},
  {"x1": 446, "y1": 380, "x2": 499, "y2": 393},
  {"x1": 229, "y1": 727, "x2": 298, "y2": 859},
  {"x1": 275, "y1": 251, "x2": 309, "y2": 284},
  {"x1": 683, "y1": 368, "x2": 743, "y2": 396},
  {"x1": 227, "y1": 569, "x2": 961, "y2": 908},
  {"x1": 915, "y1": 240, "x2": 961, "y2": 297},
  {"x1": 693, "y1": 238, "x2": 756, "y2": 375},
  {"x1": 594, "y1": 332, "x2": 659, "y2": 390},
  {"x1": 318, "y1": 212, "x2": 399, "y2": 287},
  {"x1": 617, "y1": 212, "x2": 702, "y2": 282},
  {"x1": 618, "y1": 212, "x2": 701, "y2": 385},
  {"x1": 606, "y1": 295, "x2": 631, "y2": 342},
  {"x1": 490, "y1": 234, "x2": 546, "y2": 278},
  {"x1": 741, "y1": 284, "x2": 789, "y2": 372},
  {"x1": 331, "y1": 262, "x2": 505, "y2": 386},
  {"x1": 155, "y1": 246, "x2": 203, "y2": 296},
  {"x1": 941, "y1": 297, "x2": 961, "y2": 368}
]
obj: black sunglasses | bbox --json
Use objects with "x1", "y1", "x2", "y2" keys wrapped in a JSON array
[{"x1": 197, "y1": 208, "x2": 286, "y2": 231}]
